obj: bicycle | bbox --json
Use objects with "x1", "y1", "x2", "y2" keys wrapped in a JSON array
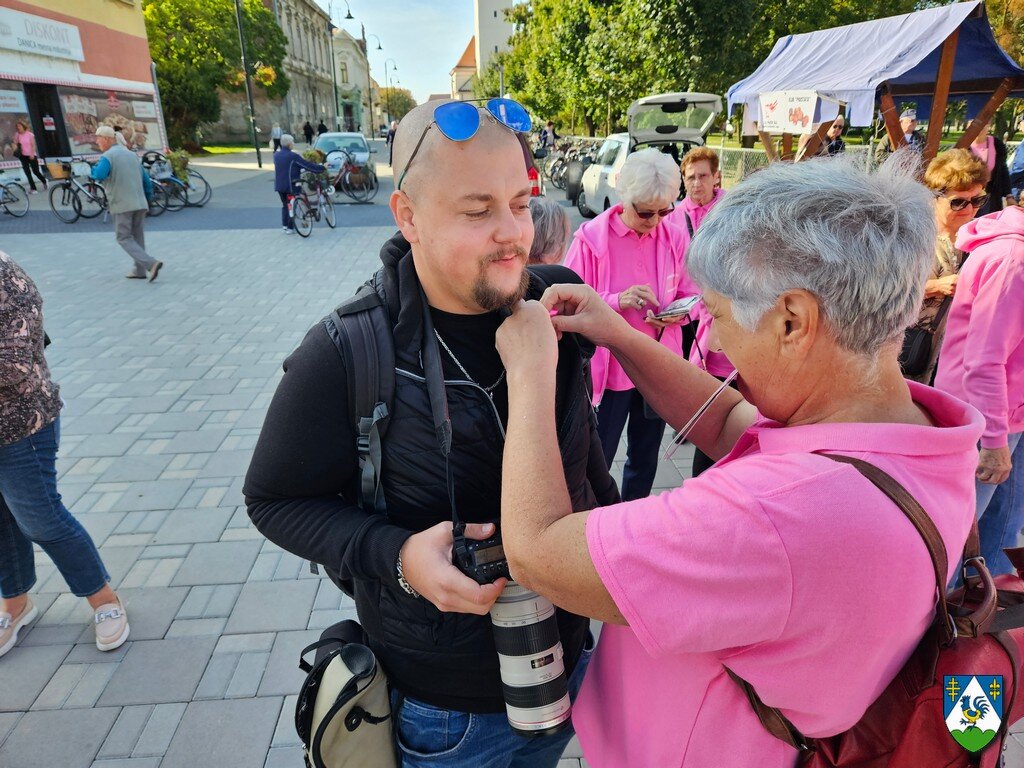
[
  {"x1": 0, "y1": 177, "x2": 29, "y2": 218},
  {"x1": 141, "y1": 152, "x2": 189, "y2": 211},
  {"x1": 324, "y1": 149, "x2": 378, "y2": 203},
  {"x1": 47, "y1": 158, "x2": 107, "y2": 223},
  {"x1": 289, "y1": 172, "x2": 336, "y2": 237}
]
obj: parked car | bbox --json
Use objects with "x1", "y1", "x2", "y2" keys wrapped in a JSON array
[
  {"x1": 313, "y1": 132, "x2": 377, "y2": 177},
  {"x1": 578, "y1": 92, "x2": 722, "y2": 218}
]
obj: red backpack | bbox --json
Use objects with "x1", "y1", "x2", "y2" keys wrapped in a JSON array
[{"x1": 729, "y1": 455, "x2": 1024, "y2": 767}]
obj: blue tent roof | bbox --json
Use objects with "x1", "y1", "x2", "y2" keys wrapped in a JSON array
[{"x1": 728, "y1": 1, "x2": 1024, "y2": 127}]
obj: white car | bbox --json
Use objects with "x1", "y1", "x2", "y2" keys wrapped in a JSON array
[
  {"x1": 578, "y1": 92, "x2": 722, "y2": 218},
  {"x1": 314, "y1": 132, "x2": 377, "y2": 177}
]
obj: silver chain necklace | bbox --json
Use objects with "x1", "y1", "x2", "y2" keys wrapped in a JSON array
[{"x1": 433, "y1": 329, "x2": 506, "y2": 394}]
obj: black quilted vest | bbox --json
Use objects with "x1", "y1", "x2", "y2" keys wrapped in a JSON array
[{"x1": 347, "y1": 234, "x2": 618, "y2": 714}]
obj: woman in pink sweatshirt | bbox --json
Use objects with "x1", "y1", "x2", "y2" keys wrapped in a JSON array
[
  {"x1": 565, "y1": 149, "x2": 695, "y2": 500},
  {"x1": 935, "y1": 205, "x2": 1024, "y2": 575}
]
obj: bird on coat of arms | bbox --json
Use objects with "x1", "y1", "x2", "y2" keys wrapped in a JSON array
[{"x1": 958, "y1": 695, "x2": 991, "y2": 728}]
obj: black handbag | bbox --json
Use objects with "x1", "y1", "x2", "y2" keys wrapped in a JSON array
[
  {"x1": 533, "y1": 147, "x2": 548, "y2": 159},
  {"x1": 899, "y1": 295, "x2": 952, "y2": 376}
]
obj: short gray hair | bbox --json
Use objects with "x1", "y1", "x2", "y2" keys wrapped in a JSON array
[
  {"x1": 687, "y1": 155, "x2": 935, "y2": 357},
  {"x1": 281, "y1": 134, "x2": 295, "y2": 148},
  {"x1": 617, "y1": 148, "x2": 681, "y2": 206},
  {"x1": 528, "y1": 197, "x2": 570, "y2": 264}
]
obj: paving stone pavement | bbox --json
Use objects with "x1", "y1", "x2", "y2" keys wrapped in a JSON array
[{"x1": 0, "y1": 155, "x2": 1019, "y2": 768}]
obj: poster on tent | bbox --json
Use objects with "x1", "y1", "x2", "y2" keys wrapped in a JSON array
[{"x1": 758, "y1": 90, "x2": 840, "y2": 134}]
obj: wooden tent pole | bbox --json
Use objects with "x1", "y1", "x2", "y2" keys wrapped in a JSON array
[
  {"x1": 924, "y1": 29, "x2": 960, "y2": 162},
  {"x1": 955, "y1": 77, "x2": 1016, "y2": 149},
  {"x1": 796, "y1": 120, "x2": 834, "y2": 161},
  {"x1": 781, "y1": 132, "x2": 794, "y2": 160},
  {"x1": 879, "y1": 90, "x2": 907, "y2": 152},
  {"x1": 758, "y1": 130, "x2": 779, "y2": 162}
]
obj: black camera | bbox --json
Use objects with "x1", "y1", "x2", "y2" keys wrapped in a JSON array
[
  {"x1": 452, "y1": 523, "x2": 572, "y2": 738},
  {"x1": 452, "y1": 525, "x2": 511, "y2": 584}
]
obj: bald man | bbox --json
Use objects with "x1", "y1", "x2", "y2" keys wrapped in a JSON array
[{"x1": 244, "y1": 100, "x2": 617, "y2": 767}]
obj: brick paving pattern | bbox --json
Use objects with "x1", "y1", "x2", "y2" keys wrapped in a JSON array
[{"x1": 0, "y1": 150, "x2": 1019, "y2": 767}]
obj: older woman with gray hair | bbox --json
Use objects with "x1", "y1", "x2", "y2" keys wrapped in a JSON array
[
  {"x1": 564, "y1": 148, "x2": 695, "y2": 500},
  {"x1": 494, "y1": 158, "x2": 981, "y2": 766},
  {"x1": 528, "y1": 197, "x2": 571, "y2": 264}
]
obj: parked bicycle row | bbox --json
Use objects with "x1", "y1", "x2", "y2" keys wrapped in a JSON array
[{"x1": 0, "y1": 152, "x2": 212, "y2": 224}]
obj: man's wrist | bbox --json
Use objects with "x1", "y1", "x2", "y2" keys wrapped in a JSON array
[{"x1": 396, "y1": 545, "x2": 420, "y2": 598}]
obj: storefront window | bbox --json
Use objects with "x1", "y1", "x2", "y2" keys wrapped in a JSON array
[
  {"x1": 0, "y1": 80, "x2": 30, "y2": 163},
  {"x1": 58, "y1": 87, "x2": 161, "y2": 154}
]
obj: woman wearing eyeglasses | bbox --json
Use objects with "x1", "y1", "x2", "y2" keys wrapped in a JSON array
[
  {"x1": 564, "y1": 149, "x2": 694, "y2": 500},
  {"x1": 905, "y1": 149, "x2": 990, "y2": 385}
]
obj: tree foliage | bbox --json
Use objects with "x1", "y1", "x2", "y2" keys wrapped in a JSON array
[
  {"x1": 488, "y1": 0, "x2": 930, "y2": 136},
  {"x1": 379, "y1": 88, "x2": 417, "y2": 121},
  {"x1": 144, "y1": 0, "x2": 289, "y2": 146}
]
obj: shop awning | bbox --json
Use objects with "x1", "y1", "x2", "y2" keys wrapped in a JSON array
[{"x1": 727, "y1": 1, "x2": 1024, "y2": 128}]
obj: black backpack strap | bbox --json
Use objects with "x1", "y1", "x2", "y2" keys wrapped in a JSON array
[{"x1": 323, "y1": 273, "x2": 395, "y2": 517}]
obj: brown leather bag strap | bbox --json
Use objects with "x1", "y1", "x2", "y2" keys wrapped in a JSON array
[
  {"x1": 724, "y1": 667, "x2": 807, "y2": 750},
  {"x1": 823, "y1": 454, "x2": 957, "y2": 645}
]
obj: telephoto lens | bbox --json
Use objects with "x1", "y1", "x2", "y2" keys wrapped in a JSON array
[{"x1": 489, "y1": 582, "x2": 572, "y2": 737}]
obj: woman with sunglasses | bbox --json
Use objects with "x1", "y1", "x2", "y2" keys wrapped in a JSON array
[
  {"x1": 904, "y1": 149, "x2": 990, "y2": 384},
  {"x1": 564, "y1": 149, "x2": 694, "y2": 500}
]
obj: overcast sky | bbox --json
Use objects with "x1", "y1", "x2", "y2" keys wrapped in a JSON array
[{"x1": 314, "y1": 0, "x2": 476, "y2": 105}]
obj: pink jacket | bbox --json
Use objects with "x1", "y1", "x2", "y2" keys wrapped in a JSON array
[
  {"x1": 935, "y1": 206, "x2": 1024, "y2": 447},
  {"x1": 565, "y1": 205, "x2": 695, "y2": 405}
]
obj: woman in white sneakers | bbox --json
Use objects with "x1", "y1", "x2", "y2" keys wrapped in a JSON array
[{"x1": 0, "y1": 251, "x2": 128, "y2": 657}]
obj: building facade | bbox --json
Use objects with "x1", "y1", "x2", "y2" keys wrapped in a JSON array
[
  {"x1": 450, "y1": 0, "x2": 516, "y2": 101},
  {"x1": 331, "y1": 27, "x2": 369, "y2": 133},
  {"x1": 449, "y1": 38, "x2": 475, "y2": 102},
  {"x1": 0, "y1": 0, "x2": 167, "y2": 167},
  {"x1": 207, "y1": 0, "x2": 336, "y2": 143}
]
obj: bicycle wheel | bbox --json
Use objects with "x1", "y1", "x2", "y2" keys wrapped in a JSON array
[
  {"x1": 292, "y1": 197, "x2": 313, "y2": 237},
  {"x1": 147, "y1": 185, "x2": 168, "y2": 217},
  {"x1": 162, "y1": 181, "x2": 187, "y2": 211},
  {"x1": 361, "y1": 170, "x2": 379, "y2": 202},
  {"x1": 345, "y1": 170, "x2": 371, "y2": 203},
  {"x1": 77, "y1": 181, "x2": 107, "y2": 219},
  {"x1": 0, "y1": 181, "x2": 29, "y2": 218},
  {"x1": 321, "y1": 194, "x2": 336, "y2": 228},
  {"x1": 552, "y1": 164, "x2": 568, "y2": 190},
  {"x1": 48, "y1": 181, "x2": 80, "y2": 223},
  {"x1": 185, "y1": 170, "x2": 211, "y2": 206}
]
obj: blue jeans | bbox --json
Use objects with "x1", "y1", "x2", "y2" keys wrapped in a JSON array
[
  {"x1": 975, "y1": 432, "x2": 1024, "y2": 577},
  {"x1": 0, "y1": 417, "x2": 109, "y2": 598},
  {"x1": 392, "y1": 636, "x2": 594, "y2": 768}
]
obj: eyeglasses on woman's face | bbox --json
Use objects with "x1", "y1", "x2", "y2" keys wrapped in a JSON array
[
  {"x1": 632, "y1": 202, "x2": 675, "y2": 220},
  {"x1": 938, "y1": 191, "x2": 989, "y2": 212}
]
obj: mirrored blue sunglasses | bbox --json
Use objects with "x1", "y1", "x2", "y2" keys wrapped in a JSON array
[{"x1": 397, "y1": 98, "x2": 532, "y2": 190}]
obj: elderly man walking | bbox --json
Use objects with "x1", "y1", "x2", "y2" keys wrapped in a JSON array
[{"x1": 90, "y1": 125, "x2": 161, "y2": 282}]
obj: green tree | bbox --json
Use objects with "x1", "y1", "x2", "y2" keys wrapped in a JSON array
[
  {"x1": 143, "y1": 0, "x2": 289, "y2": 147},
  {"x1": 379, "y1": 88, "x2": 417, "y2": 121}
]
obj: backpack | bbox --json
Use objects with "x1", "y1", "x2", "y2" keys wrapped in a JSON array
[{"x1": 730, "y1": 454, "x2": 1024, "y2": 767}]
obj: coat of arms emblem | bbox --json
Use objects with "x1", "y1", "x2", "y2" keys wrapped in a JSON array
[{"x1": 943, "y1": 675, "x2": 1003, "y2": 752}]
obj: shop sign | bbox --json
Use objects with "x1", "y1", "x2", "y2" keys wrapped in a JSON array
[
  {"x1": 131, "y1": 101, "x2": 156, "y2": 119},
  {"x1": 0, "y1": 8, "x2": 84, "y2": 63},
  {"x1": 42, "y1": 115, "x2": 55, "y2": 131},
  {"x1": 0, "y1": 89, "x2": 27, "y2": 114}
]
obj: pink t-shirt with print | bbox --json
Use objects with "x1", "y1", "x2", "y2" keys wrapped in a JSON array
[
  {"x1": 16, "y1": 131, "x2": 35, "y2": 158},
  {"x1": 573, "y1": 381, "x2": 982, "y2": 768}
]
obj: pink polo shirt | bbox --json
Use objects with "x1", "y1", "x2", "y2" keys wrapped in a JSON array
[{"x1": 574, "y1": 381, "x2": 982, "y2": 768}]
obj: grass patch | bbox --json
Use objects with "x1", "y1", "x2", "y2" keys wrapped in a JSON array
[{"x1": 196, "y1": 145, "x2": 258, "y2": 156}]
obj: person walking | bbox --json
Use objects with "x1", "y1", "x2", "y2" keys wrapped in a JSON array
[
  {"x1": 90, "y1": 125, "x2": 161, "y2": 282},
  {"x1": 270, "y1": 122, "x2": 283, "y2": 152},
  {"x1": 0, "y1": 252, "x2": 130, "y2": 658},
  {"x1": 316, "y1": 119, "x2": 328, "y2": 136},
  {"x1": 302, "y1": 120, "x2": 314, "y2": 145},
  {"x1": 272, "y1": 134, "x2": 325, "y2": 234},
  {"x1": 11, "y1": 121, "x2": 47, "y2": 194},
  {"x1": 386, "y1": 120, "x2": 398, "y2": 165}
]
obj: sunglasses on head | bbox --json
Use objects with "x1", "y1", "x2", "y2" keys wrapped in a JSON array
[
  {"x1": 396, "y1": 98, "x2": 533, "y2": 191},
  {"x1": 632, "y1": 203, "x2": 675, "y2": 220},
  {"x1": 939, "y1": 191, "x2": 990, "y2": 212}
]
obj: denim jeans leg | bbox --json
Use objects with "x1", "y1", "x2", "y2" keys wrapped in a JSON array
[
  {"x1": 975, "y1": 433, "x2": 1024, "y2": 576},
  {"x1": 0, "y1": 419, "x2": 110, "y2": 597},
  {"x1": 0, "y1": 491, "x2": 36, "y2": 598}
]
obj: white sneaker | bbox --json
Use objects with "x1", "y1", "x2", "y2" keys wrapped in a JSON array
[
  {"x1": 0, "y1": 599, "x2": 38, "y2": 658},
  {"x1": 94, "y1": 602, "x2": 130, "y2": 651},
  {"x1": 283, "y1": 227, "x2": 294, "y2": 234}
]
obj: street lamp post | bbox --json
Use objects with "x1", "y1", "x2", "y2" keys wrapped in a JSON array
[
  {"x1": 327, "y1": 4, "x2": 340, "y2": 131},
  {"x1": 232, "y1": 0, "x2": 262, "y2": 167},
  {"x1": 365, "y1": 31, "x2": 382, "y2": 136},
  {"x1": 385, "y1": 59, "x2": 398, "y2": 125}
]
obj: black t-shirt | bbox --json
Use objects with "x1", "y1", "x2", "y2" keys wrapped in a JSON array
[{"x1": 429, "y1": 307, "x2": 508, "y2": 425}]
